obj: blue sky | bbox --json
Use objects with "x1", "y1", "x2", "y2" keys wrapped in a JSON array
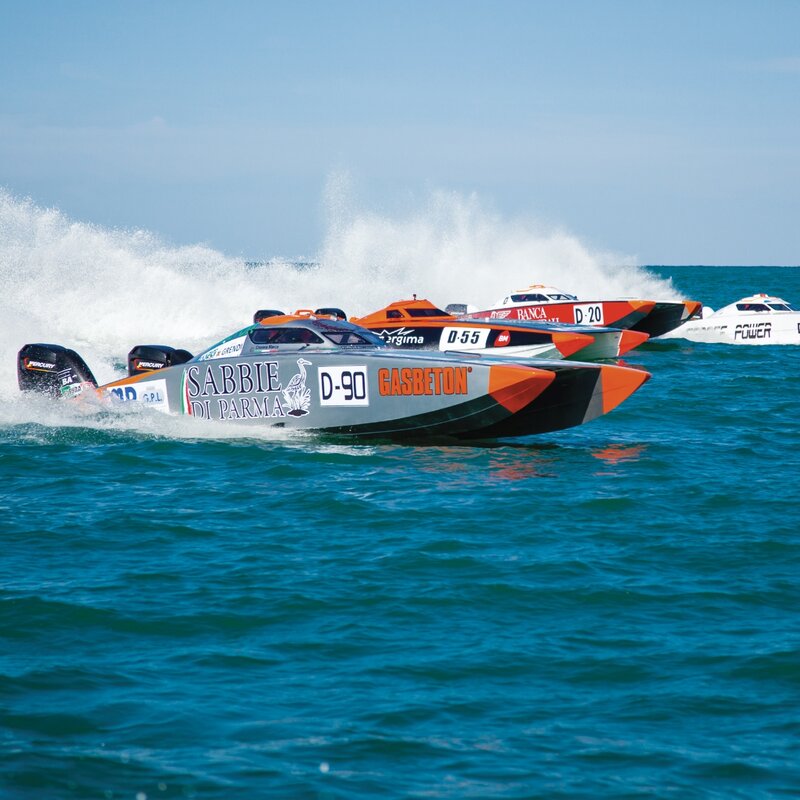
[{"x1": 1, "y1": 0, "x2": 799, "y2": 263}]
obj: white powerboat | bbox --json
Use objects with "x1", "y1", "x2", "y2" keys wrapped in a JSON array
[{"x1": 661, "y1": 293, "x2": 800, "y2": 345}]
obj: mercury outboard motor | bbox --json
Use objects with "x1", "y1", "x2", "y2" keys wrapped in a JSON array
[
  {"x1": 127, "y1": 345, "x2": 194, "y2": 377},
  {"x1": 17, "y1": 343, "x2": 98, "y2": 398},
  {"x1": 314, "y1": 307, "x2": 347, "y2": 321},
  {"x1": 253, "y1": 309, "x2": 285, "y2": 323}
]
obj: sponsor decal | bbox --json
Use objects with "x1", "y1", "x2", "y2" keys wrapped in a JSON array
[
  {"x1": 60, "y1": 383, "x2": 87, "y2": 399},
  {"x1": 439, "y1": 327, "x2": 490, "y2": 350},
  {"x1": 107, "y1": 379, "x2": 169, "y2": 412},
  {"x1": 375, "y1": 327, "x2": 425, "y2": 346},
  {"x1": 490, "y1": 310, "x2": 511, "y2": 319},
  {"x1": 180, "y1": 358, "x2": 308, "y2": 420},
  {"x1": 494, "y1": 331, "x2": 511, "y2": 347},
  {"x1": 734, "y1": 322, "x2": 772, "y2": 340},
  {"x1": 513, "y1": 306, "x2": 548, "y2": 322},
  {"x1": 24, "y1": 359, "x2": 56, "y2": 371},
  {"x1": 132, "y1": 359, "x2": 164, "y2": 371},
  {"x1": 573, "y1": 303, "x2": 604, "y2": 325},
  {"x1": 319, "y1": 366, "x2": 369, "y2": 406},
  {"x1": 198, "y1": 335, "x2": 247, "y2": 361},
  {"x1": 377, "y1": 366, "x2": 470, "y2": 396}
]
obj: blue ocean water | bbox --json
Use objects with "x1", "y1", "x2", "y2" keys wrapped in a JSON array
[{"x1": 2, "y1": 265, "x2": 800, "y2": 799}]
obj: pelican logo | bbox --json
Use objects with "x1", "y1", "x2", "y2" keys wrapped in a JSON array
[{"x1": 283, "y1": 358, "x2": 311, "y2": 416}]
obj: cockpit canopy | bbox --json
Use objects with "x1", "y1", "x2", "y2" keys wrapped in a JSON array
[
  {"x1": 353, "y1": 298, "x2": 451, "y2": 325},
  {"x1": 196, "y1": 318, "x2": 385, "y2": 361},
  {"x1": 729, "y1": 295, "x2": 798, "y2": 313},
  {"x1": 496, "y1": 286, "x2": 579, "y2": 306}
]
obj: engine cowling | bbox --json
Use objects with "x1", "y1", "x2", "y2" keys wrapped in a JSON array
[
  {"x1": 17, "y1": 343, "x2": 97, "y2": 398},
  {"x1": 127, "y1": 345, "x2": 193, "y2": 376}
]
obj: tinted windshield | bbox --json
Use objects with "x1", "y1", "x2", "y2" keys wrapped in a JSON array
[
  {"x1": 547, "y1": 293, "x2": 578, "y2": 301},
  {"x1": 323, "y1": 330, "x2": 382, "y2": 345},
  {"x1": 768, "y1": 303, "x2": 793, "y2": 311},
  {"x1": 406, "y1": 307, "x2": 448, "y2": 317},
  {"x1": 250, "y1": 328, "x2": 324, "y2": 344},
  {"x1": 736, "y1": 303, "x2": 770, "y2": 312},
  {"x1": 511, "y1": 293, "x2": 549, "y2": 302}
]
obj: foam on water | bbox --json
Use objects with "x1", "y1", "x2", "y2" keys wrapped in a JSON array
[{"x1": 0, "y1": 185, "x2": 676, "y2": 413}]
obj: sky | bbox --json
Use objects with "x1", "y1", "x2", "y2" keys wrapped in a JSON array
[{"x1": 1, "y1": 0, "x2": 799, "y2": 264}]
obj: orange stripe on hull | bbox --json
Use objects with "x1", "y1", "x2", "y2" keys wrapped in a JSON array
[
  {"x1": 683, "y1": 300, "x2": 702, "y2": 320},
  {"x1": 600, "y1": 365, "x2": 651, "y2": 415},
  {"x1": 553, "y1": 331, "x2": 595, "y2": 358},
  {"x1": 488, "y1": 365, "x2": 555, "y2": 413},
  {"x1": 617, "y1": 329, "x2": 649, "y2": 356}
]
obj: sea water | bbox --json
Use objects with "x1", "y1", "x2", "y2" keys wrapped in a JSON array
[{"x1": 1, "y1": 192, "x2": 799, "y2": 798}]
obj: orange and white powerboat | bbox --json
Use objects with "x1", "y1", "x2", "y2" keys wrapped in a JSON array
[
  {"x1": 352, "y1": 298, "x2": 648, "y2": 361},
  {"x1": 465, "y1": 285, "x2": 701, "y2": 338}
]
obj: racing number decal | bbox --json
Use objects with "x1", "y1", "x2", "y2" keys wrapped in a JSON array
[
  {"x1": 439, "y1": 327, "x2": 490, "y2": 349},
  {"x1": 573, "y1": 304, "x2": 604, "y2": 325},
  {"x1": 318, "y1": 366, "x2": 370, "y2": 406}
]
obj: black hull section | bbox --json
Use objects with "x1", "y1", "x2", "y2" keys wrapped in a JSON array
[
  {"x1": 630, "y1": 303, "x2": 686, "y2": 338},
  {"x1": 317, "y1": 392, "x2": 514, "y2": 439},
  {"x1": 456, "y1": 366, "x2": 602, "y2": 439}
]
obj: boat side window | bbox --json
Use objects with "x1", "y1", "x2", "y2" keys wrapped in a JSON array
[
  {"x1": 250, "y1": 327, "x2": 325, "y2": 345},
  {"x1": 547, "y1": 293, "x2": 578, "y2": 301},
  {"x1": 511, "y1": 293, "x2": 549, "y2": 303},
  {"x1": 323, "y1": 331, "x2": 378, "y2": 345},
  {"x1": 406, "y1": 307, "x2": 448, "y2": 317},
  {"x1": 736, "y1": 303, "x2": 770, "y2": 312},
  {"x1": 768, "y1": 303, "x2": 791, "y2": 311},
  {"x1": 386, "y1": 310, "x2": 403, "y2": 319}
]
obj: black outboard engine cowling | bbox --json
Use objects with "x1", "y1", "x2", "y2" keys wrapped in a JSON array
[
  {"x1": 17, "y1": 343, "x2": 98, "y2": 398},
  {"x1": 314, "y1": 307, "x2": 347, "y2": 321},
  {"x1": 127, "y1": 345, "x2": 194, "y2": 377}
]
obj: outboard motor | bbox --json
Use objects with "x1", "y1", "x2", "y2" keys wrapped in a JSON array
[
  {"x1": 17, "y1": 343, "x2": 98, "y2": 398},
  {"x1": 314, "y1": 307, "x2": 347, "y2": 321},
  {"x1": 127, "y1": 345, "x2": 193, "y2": 377},
  {"x1": 253, "y1": 309, "x2": 285, "y2": 323}
]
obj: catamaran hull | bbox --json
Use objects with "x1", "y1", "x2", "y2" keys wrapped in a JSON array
[{"x1": 73, "y1": 350, "x2": 649, "y2": 439}]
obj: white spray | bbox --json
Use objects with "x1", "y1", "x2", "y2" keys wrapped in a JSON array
[{"x1": 0, "y1": 184, "x2": 676, "y2": 408}]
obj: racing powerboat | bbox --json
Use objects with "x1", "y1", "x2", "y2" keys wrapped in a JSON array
[
  {"x1": 17, "y1": 313, "x2": 650, "y2": 439},
  {"x1": 660, "y1": 293, "x2": 800, "y2": 345},
  {"x1": 464, "y1": 284, "x2": 701, "y2": 337},
  {"x1": 351, "y1": 298, "x2": 648, "y2": 361}
]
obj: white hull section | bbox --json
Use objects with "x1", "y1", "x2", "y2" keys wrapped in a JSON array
[
  {"x1": 663, "y1": 316, "x2": 800, "y2": 344},
  {"x1": 446, "y1": 342, "x2": 563, "y2": 359}
]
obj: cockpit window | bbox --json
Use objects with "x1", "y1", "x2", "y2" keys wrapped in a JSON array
[
  {"x1": 768, "y1": 303, "x2": 792, "y2": 311},
  {"x1": 547, "y1": 293, "x2": 578, "y2": 301},
  {"x1": 736, "y1": 303, "x2": 770, "y2": 312},
  {"x1": 250, "y1": 327, "x2": 325, "y2": 345},
  {"x1": 511, "y1": 293, "x2": 550, "y2": 303},
  {"x1": 386, "y1": 309, "x2": 403, "y2": 319},
  {"x1": 406, "y1": 307, "x2": 448, "y2": 317}
]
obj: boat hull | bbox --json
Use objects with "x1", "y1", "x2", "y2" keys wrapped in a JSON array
[
  {"x1": 96, "y1": 349, "x2": 649, "y2": 439},
  {"x1": 469, "y1": 299, "x2": 655, "y2": 330},
  {"x1": 661, "y1": 313, "x2": 800, "y2": 345}
]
